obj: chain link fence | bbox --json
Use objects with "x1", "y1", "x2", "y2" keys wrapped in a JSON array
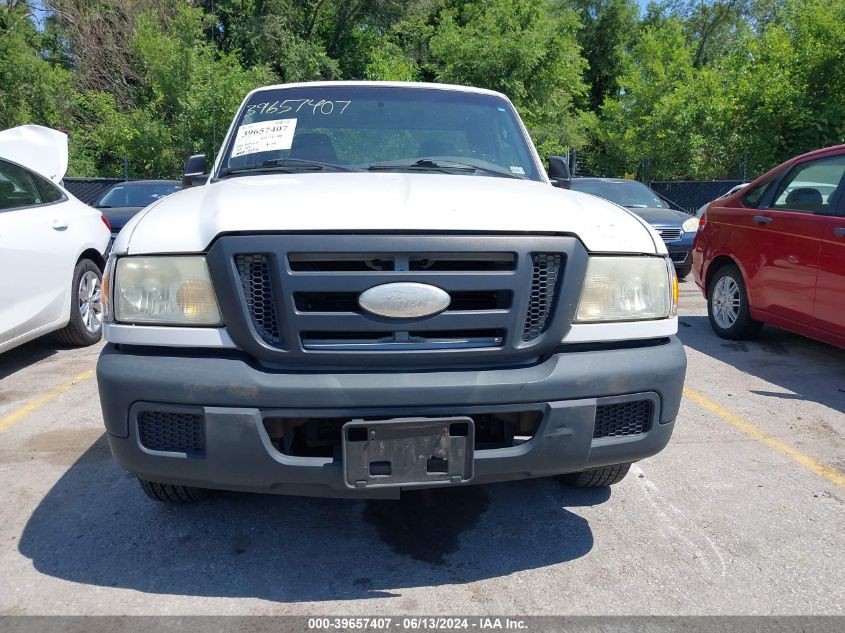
[
  {"x1": 649, "y1": 180, "x2": 746, "y2": 214},
  {"x1": 566, "y1": 151, "x2": 751, "y2": 214},
  {"x1": 62, "y1": 178, "x2": 134, "y2": 206}
]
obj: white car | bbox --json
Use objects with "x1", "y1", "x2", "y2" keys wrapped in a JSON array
[
  {"x1": 0, "y1": 125, "x2": 110, "y2": 353},
  {"x1": 98, "y1": 81, "x2": 686, "y2": 503}
]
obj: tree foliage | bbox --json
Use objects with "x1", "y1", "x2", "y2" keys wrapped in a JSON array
[
  {"x1": 587, "y1": 0, "x2": 845, "y2": 179},
  {"x1": 0, "y1": 0, "x2": 843, "y2": 181},
  {"x1": 0, "y1": 2, "x2": 75, "y2": 130},
  {"x1": 430, "y1": 0, "x2": 587, "y2": 154},
  {"x1": 574, "y1": 0, "x2": 640, "y2": 111}
]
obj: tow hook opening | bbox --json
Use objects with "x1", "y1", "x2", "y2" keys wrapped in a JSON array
[{"x1": 262, "y1": 410, "x2": 542, "y2": 459}]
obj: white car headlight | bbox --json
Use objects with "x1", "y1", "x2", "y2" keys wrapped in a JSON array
[
  {"x1": 575, "y1": 256, "x2": 677, "y2": 322},
  {"x1": 114, "y1": 256, "x2": 222, "y2": 325},
  {"x1": 682, "y1": 216, "x2": 699, "y2": 233}
]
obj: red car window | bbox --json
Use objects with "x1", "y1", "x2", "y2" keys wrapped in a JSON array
[
  {"x1": 741, "y1": 174, "x2": 778, "y2": 208},
  {"x1": 768, "y1": 154, "x2": 845, "y2": 215}
]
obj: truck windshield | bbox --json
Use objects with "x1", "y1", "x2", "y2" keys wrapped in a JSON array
[{"x1": 217, "y1": 85, "x2": 542, "y2": 181}]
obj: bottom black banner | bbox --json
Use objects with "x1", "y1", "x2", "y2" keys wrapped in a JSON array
[{"x1": 0, "y1": 616, "x2": 842, "y2": 633}]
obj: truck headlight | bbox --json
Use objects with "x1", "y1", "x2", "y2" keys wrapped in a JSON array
[
  {"x1": 682, "y1": 216, "x2": 699, "y2": 233},
  {"x1": 114, "y1": 256, "x2": 222, "y2": 325},
  {"x1": 575, "y1": 256, "x2": 676, "y2": 322}
]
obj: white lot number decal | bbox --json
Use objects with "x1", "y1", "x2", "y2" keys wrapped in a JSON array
[{"x1": 231, "y1": 119, "x2": 297, "y2": 158}]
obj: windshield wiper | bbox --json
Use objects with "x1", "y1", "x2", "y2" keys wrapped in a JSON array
[
  {"x1": 368, "y1": 159, "x2": 522, "y2": 179},
  {"x1": 219, "y1": 158, "x2": 357, "y2": 177}
]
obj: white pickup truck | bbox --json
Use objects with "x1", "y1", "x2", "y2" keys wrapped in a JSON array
[{"x1": 97, "y1": 81, "x2": 686, "y2": 502}]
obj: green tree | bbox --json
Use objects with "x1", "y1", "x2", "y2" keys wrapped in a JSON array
[
  {"x1": 589, "y1": 0, "x2": 845, "y2": 180},
  {"x1": 572, "y1": 0, "x2": 640, "y2": 110},
  {"x1": 198, "y1": 0, "x2": 418, "y2": 82},
  {"x1": 67, "y1": 4, "x2": 274, "y2": 178},
  {"x1": 196, "y1": 0, "x2": 341, "y2": 82},
  {"x1": 365, "y1": 41, "x2": 420, "y2": 81},
  {"x1": 427, "y1": 0, "x2": 588, "y2": 156},
  {"x1": 731, "y1": 0, "x2": 845, "y2": 174},
  {"x1": 6, "y1": 0, "x2": 842, "y2": 182},
  {"x1": 363, "y1": 2, "x2": 438, "y2": 81},
  {"x1": 0, "y1": 1, "x2": 76, "y2": 130}
]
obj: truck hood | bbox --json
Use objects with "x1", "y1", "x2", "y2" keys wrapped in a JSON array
[
  {"x1": 0, "y1": 125, "x2": 68, "y2": 183},
  {"x1": 117, "y1": 173, "x2": 663, "y2": 255}
]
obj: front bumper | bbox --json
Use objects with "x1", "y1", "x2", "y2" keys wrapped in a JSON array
[
  {"x1": 663, "y1": 234, "x2": 695, "y2": 271},
  {"x1": 97, "y1": 338, "x2": 687, "y2": 498}
]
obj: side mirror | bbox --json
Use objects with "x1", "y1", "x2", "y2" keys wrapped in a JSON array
[
  {"x1": 548, "y1": 156, "x2": 571, "y2": 189},
  {"x1": 182, "y1": 153, "x2": 208, "y2": 189}
]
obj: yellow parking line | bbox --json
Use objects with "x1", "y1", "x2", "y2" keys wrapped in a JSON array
[
  {"x1": 0, "y1": 369, "x2": 95, "y2": 434},
  {"x1": 683, "y1": 387, "x2": 845, "y2": 488}
]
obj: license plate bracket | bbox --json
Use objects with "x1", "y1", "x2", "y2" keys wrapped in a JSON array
[{"x1": 342, "y1": 417, "x2": 474, "y2": 489}]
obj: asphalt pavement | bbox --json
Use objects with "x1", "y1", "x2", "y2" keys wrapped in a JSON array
[{"x1": 0, "y1": 281, "x2": 842, "y2": 615}]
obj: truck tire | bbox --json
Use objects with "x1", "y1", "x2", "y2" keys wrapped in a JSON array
[
  {"x1": 138, "y1": 478, "x2": 209, "y2": 503},
  {"x1": 54, "y1": 259, "x2": 103, "y2": 347},
  {"x1": 707, "y1": 263, "x2": 763, "y2": 340},
  {"x1": 563, "y1": 463, "x2": 631, "y2": 487},
  {"x1": 676, "y1": 265, "x2": 692, "y2": 279}
]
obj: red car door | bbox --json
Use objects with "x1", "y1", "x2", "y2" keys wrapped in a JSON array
[
  {"x1": 814, "y1": 213, "x2": 845, "y2": 334},
  {"x1": 748, "y1": 154, "x2": 845, "y2": 325}
]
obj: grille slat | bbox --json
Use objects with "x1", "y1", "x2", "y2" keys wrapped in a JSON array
[
  {"x1": 593, "y1": 400, "x2": 652, "y2": 439},
  {"x1": 301, "y1": 329, "x2": 504, "y2": 351},
  {"x1": 522, "y1": 253, "x2": 563, "y2": 342},
  {"x1": 138, "y1": 411, "x2": 205, "y2": 453},
  {"x1": 282, "y1": 271, "x2": 517, "y2": 293},
  {"x1": 294, "y1": 290, "x2": 512, "y2": 313},
  {"x1": 289, "y1": 252, "x2": 516, "y2": 272},
  {"x1": 235, "y1": 254, "x2": 281, "y2": 346},
  {"x1": 658, "y1": 228, "x2": 683, "y2": 242},
  {"x1": 291, "y1": 310, "x2": 511, "y2": 333}
]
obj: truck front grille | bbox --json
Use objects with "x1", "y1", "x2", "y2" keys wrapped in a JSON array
[
  {"x1": 523, "y1": 253, "x2": 562, "y2": 341},
  {"x1": 210, "y1": 235, "x2": 587, "y2": 367},
  {"x1": 235, "y1": 254, "x2": 281, "y2": 346}
]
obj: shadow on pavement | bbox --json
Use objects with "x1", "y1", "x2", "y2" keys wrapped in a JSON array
[
  {"x1": 0, "y1": 338, "x2": 59, "y2": 381},
  {"x1": 679, "y1": 315, "x2": 845, "y2": 414},
  {"x1": 19, "y1": 435, "x2": 602, "y2": 602}
]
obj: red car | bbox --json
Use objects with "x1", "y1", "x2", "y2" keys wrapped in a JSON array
[{"x1": 693, "y1": 145, "x2": 845, "y2": 348}]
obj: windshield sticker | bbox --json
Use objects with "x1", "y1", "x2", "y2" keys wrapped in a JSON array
[
  {"x1": 246, "y1": 99, "x2": 351, "y2": 118},
  {"x1": 231, "y1": 119, "x2": 298, "y2": 158},
  {"x1": 510, "y1": 166, "x2": 525, "y2": 175}
]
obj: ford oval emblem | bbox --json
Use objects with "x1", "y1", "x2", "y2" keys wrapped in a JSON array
[{"x1": 358, "y1": 283, "x2": 451, "y2": 319}]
